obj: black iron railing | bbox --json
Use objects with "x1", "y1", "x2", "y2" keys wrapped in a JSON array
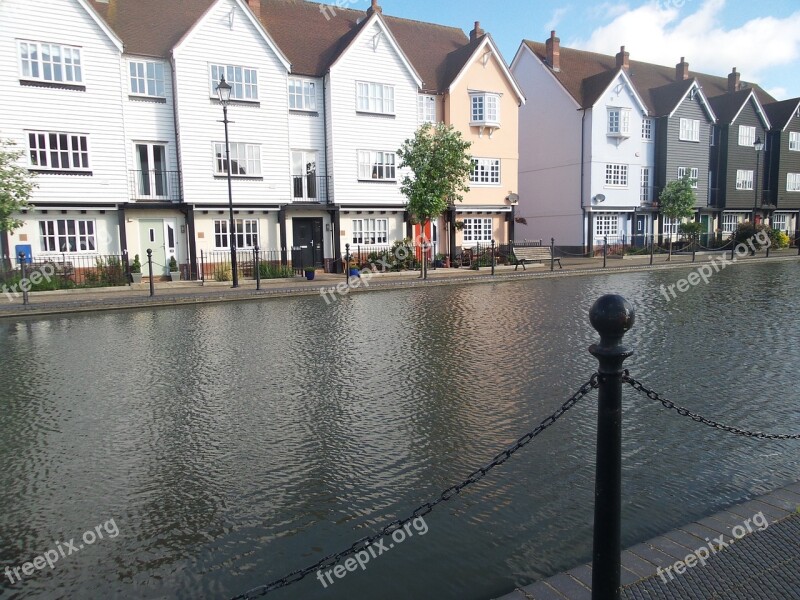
[
  {"x1": 129, "y1": 170, "x2": 182, "y2": 202},
  {"x1": 291, "y1": 175, "x2": 330, "y2": 203}
]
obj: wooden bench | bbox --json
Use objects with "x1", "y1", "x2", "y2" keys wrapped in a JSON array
[{"x1": 512, "y1": 247, "x2": 562, "y2": 270}]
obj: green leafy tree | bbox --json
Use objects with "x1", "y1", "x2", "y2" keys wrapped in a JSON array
[
  {"x1": 397, "y1": 123, "x2": 472, "y2": 279},
  {"x1": 659, "y1": 175, "x2": 696, "y2": 222},
  {"x1": 0, "y1": 138, "x2": 36, "y2": 233}
]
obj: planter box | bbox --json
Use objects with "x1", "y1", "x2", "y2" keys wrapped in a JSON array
[
  {"x1": 131, "y1": 273, "x2": 142, "y2": 284},
  {"x1": 169, "y1": 271, "x2": 180, "y2": 282}
]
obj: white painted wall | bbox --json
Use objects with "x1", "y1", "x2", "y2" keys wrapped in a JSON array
[
  {"x1": 122, "y1": 56, "x2": 180, "y2": 193},
  {"x1": 512, "y1": 46, "x2": 584, "y2": 245},
  {"x1": 327, "y1": 18, "x2": 418, "y2": 207},
  {"x1": 288, "y1": 76, "x2": 326, "y2": 179},
  {"x1": 173, "y1": 0, "x2": 290, "y2": 207},
  {"x1": 0, "y1": 0, "x2": 127, "y2": 207}
]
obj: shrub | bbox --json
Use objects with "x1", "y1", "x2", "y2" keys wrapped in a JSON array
[
  {"x1": 214, "y1": 264, "x2": 232, "y2": 282},
  {"x1": 130, "y1": 255, "x2": 142, "y2": 274},
  {"x1": 769, "y1": 229, "x2": 790, "y2": 249},
  {"x1": 258, "y1": 262, "x2": 295, "y2": 279}
]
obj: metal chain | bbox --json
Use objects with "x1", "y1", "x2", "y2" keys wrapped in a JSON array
[
  {"x1": 623, "y1": 371, "x2": 800, "y2": 440},
  {"x1": 230, "y1": 374, "x2": 599, "y2": 599}
]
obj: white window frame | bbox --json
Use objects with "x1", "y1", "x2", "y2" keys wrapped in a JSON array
[
  {"x1": 679, "y1": 118, "x2": 700, "y2": 142},
  {"x1": 470, "y1": 93, "x2": 500, "y2": 127},
  {"x1": 129, "y1": 60, "x2": 165, "y2": 97},
  {"x1": 357, "y1": 151, "x2": 396, "y2": 181},
  {"x1": 736, "y1": 169, "x2": 754, "y2": 190},
  {"x1": 772, "y1": 213, "x2": 789, "y2": 232},
  {"x1": 594, "y1": 214, "x2": 619, "y2": 238},
  {"x1": 738, "y1": 125, "x2": 756, "y2": 147},
  {"x1": 608, "y1": 108, "x2": 631, "y2": 137},
  {"x1": 678, "y1": 167, "x2": 699, "y2": 189},
  {"x1": 213, "y1": 142, "x2": 261, "y2": 176},
  {"x1": 351, "y1": 219, "x2": 388, "y2": 245},
  {"x1": 288, "y1": 78, "x2": 316, "y2": 111},
  {"x1": 662, "y1": 217, "x2": 681, "y2": 236},
  {"x1": 789, "y1": 132, "x2": 800, "y2": 151},
  {"x1": 213, "y1": 218, "x2": 259, "y2": 249},
  {"x1": 27, "y1": 131, "x2": 90, "y2": 172},
  {"x1": 356, "y1": 81, "x2": 395, "y2": 114},
  {"x1": 722, "y1": 213, "x2": 743, "y2": 233},
  {"x1": 470, "y1": 158, "x2": 500, "y2": 185},
  {"x1": 39, "y1": 219, "x2": 96, "y2": 253},
  {"x1": 18, "y1": 40, "x2": 83, "y2": 84},
  {"x1": 605, "y1": 164, "x2": 628, "y2": 187},
  {"x1": 462, "y1": 218, "x2": 493, "y2": 243},
  {"x1": 640, "y1": 167, "x2": 651, "y2": 202},
  {"x1": 210, "y1": 64, "x2": 258, "y2": 101},
  {"x1": 787, "y1": 173, "x2": 800, "y2": 192},
  {"x1": 418, "y1": 95, "x2": 437, "y2": 124},
  {"x1": 641, "y1": 118, "x2": 653, "y2": 141},
  {"x1": 709, "y1": 125, "x2": 716, "y2": 147}
]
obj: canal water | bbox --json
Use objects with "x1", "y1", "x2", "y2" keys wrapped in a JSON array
[{"x1": 1, "y1": 261, "x2": 798, "y2": 600}]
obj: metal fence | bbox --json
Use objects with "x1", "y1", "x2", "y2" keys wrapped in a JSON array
[
  {"x1": 0, "y1": 253, "x2": 130, "y2": 290},
  {"x1": 198, "y1": 248, "x2": 289, "y2": 282}
]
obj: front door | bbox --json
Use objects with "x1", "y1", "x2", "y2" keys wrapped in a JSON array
[
  {"x1": 635, "y1": 215, "x2": 647, "y2": 247},
  {"x1": 139, "y1": 219, "x2": 177, "y2": 276},
  {"x1": 292, "y1": 218, "x2": 323, "y2": 268}
]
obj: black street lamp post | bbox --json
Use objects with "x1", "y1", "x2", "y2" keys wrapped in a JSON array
[
  {"x1": 753, "y1": 136, "x2": 764, "y2": 223},
  {"x1": 216, "y1": 74, "x2": 239, "y2": 288}
]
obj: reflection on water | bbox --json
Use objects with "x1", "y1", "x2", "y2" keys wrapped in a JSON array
[{"x1": 0, "y1": 261, "x2": 799, "y2": 599}]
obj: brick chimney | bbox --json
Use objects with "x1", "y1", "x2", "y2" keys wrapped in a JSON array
[
  {"x1": 247, "y1": 0, "x2": 260, "y2": 21},
  {"x1": 545, "y1": 30, "x2": 560, "y2": 72},
  {"x1": 470, "y1": 21, "x2": 485, "y2": 43},
  {"x1": 676, "y1": 57, "x2": 689, "y2": 81},
  {"x1": 366, "y1": 0, "x2": 382, "y2": 16},
  {"x1": 728, "y1": 67, "x2": 741, "y2": 93},
  {"x1": 616, "y1": 46, "x2": 629, "y2": 71}
]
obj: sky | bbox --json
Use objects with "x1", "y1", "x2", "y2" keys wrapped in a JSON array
[{"x1": 308, "y1": 0, "x2": 800, "y2": 101}]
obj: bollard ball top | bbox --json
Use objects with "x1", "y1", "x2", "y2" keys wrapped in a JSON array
[{"x1": 589, "y1": 294, "x2": 635, "y2": 340}]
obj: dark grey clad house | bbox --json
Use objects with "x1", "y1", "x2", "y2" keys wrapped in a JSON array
[
  {"x1": 708, "y1": 70, "x2": 772, "y2": 236},
  {"x1": 763, "y1": 98, "x2": 800, "y2": 238},
  {"x1": 646, "y1": 70, "x2": 717, "y2": 240}
]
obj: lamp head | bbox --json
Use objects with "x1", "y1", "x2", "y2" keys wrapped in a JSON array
[
  {"x1": 754, "y1": 136, "x2": 764, "y2": 152},
  {"x1": 216, "y1": 75, "x2": 232, "y2": 105}
]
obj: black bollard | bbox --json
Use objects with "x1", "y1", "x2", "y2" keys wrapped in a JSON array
[
  {"x1": 550, "y1": 237, "x2": 555, "y2": 271},
  {"x1": 603, "y1": 236, "x2": 608, "y2": 269},
  {"x1": 589, "y1": 294, "x2": 635, "y2": 600},
  {"x1": 345, "y1": 243, "x2": 351, "y2": 286},
  {"x1": 254, "y1": 245, "x2": 261, "y2": 291},
  {"x1": 146, "y1": 249, "x2": 154, "y2": 297},
  {"x1": 491, "y1": 239, "x2": 496, "y2": 276},
  {"x1": 649, "y1": 233, "x2": 654, "y2": 266},
  {"x1": 692, "y1": 235, "x2": 697, "y2": 263},
  {"x1": 18, "y1": 252, "x2": 29, "y2": 306}
]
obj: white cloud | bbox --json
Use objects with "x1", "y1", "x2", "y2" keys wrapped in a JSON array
[
  {"x1": 572, "y1": 0, "x2": 800, "y2": 98},
  {"x1": 545, "y1": 6, "x2": 571, "y2": 33}
]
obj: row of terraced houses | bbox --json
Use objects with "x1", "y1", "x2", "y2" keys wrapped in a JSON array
[{"x1": 2, "y1": 0, "x2": 800, "y2": 275}]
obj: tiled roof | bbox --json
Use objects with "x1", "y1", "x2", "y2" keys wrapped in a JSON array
[
  {"x1": 88, "y1": 0, "x2": 215, "y2": 58},
  {"x1": 523, "y1": 40, "x2": 775, "y2": 115},
  {"x1": 88, "y1": 0, "x2": 471, "y2": 92},
  {"x1": 763, "y1": 97, "x2": 800, "y2": 131},
  {"x1": 259, "y1": 0, "x2": 469, "y2": 91},
  {"x1": 708, "y1": 88, "x2": 761, "y2": 124}
]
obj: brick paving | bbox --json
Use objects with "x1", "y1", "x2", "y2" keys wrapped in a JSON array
[{"x1": 497, "y1": 482, "x2": 800, "y2": 600}]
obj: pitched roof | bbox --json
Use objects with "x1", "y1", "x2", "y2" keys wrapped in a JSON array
[
  {"x1": 88, "y1": 0, "x2": 214, "y2": 58},
  {"x1": 89, "y1": 0, "x2": 472, "y2": 92},
  {"x1": 523, "y1": 40, "x2": 775, "y2": 115},
  {"x1": 708, "y1": 88, "x2": 770, "y2": 129},
  {"x1": 259, "y1": 0, "x2": 469, "y2": 90},
  {"x1": 763, "y1": 97, "x2": 800, "y2": 131}
]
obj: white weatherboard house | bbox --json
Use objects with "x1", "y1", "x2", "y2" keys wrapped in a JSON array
[
  {"x1": 2, "y1": 0, "x2": 519, "y2": 274},
  {"x1": 0, "y1": 0, "x2": 127, "y2": 263},
  {"x1": 512, "y1": 37, "x2": 653, "y2": 248}
]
